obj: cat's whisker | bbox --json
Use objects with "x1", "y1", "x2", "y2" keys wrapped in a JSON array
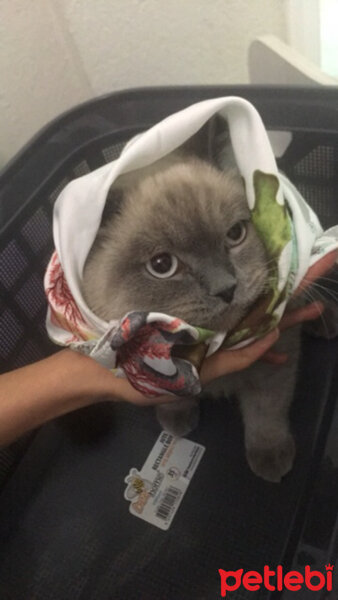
[
  {"x1": 302, "y1": 275, "x2": 338, "y2": 289},
  {"x1": 264, "y1": 258, "x2": 278, "y2": 268},
  {"x1": 310, "y1": 282, "x2": 338, "y2": 301},
  {"x1": 300, "y1": 287, "x2": 331, "y2": 339},
  {"x1": 312, "y1": 275, "x2": 338, "y2": 285},
  {"x1": 303, "y1": 280, "x2": 338, "y2": 304},
  {"x1": 235, "y1": 264, "x2": 267, "y2": 291}
]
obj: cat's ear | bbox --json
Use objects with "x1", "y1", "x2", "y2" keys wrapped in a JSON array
[
  {"x1": 210, "y1": 114, "x2": 237, "y2": 171},
  {"x1": 179, "y1": 114, "x2": 237, "y2": 171},
  {"x1": 100, "y1": 186, "x2": 125, "y2": 226}
]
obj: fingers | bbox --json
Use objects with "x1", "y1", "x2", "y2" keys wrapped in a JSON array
[
  {"x1": 115, "y1": 328, "x2": 280, "y2": 402},
  {"x1": 279, "y1": 301, "x2": 324, "y2": 331},
  {"x1": 262, "y1": 350, "x2": 288, "y2": 365},
  {"x1": 105, "y1": 297, "x2": 325, "y2": 403},
  {"x1": 295, "y1": 249, "x2": 338, "y2": 295},
  {"x1": 110, "y1": 329, "x2": 279, "y2": 403},
  {"x1": 262, "y1": 301, "x2": 324, "y2": 364},
  {"x1": 200, "y1": 328, "x2": 280, "y2": 384},
  {"x1": 107, "y1": 299, "x2": 324, "y2": 404}
]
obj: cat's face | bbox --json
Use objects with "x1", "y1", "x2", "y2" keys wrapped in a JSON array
[{"x1": 83, "y1": 159, "x2": 269, "y2": 331}]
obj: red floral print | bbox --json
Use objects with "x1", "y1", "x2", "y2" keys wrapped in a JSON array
[{"x1": 45, "y1": 252, "x2": 88, "y2": 340}]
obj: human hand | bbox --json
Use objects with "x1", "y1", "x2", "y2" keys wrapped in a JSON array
[
  {"x1": 89, "y1": 250, "x2": 337, "y2": 406},
  {"x1": 263, "y1": 249, "x2": 337, "y2": 364},
  {"x1": 2, "y1": 250, "x2": 335, "y2": 447},
  {"x1": 112, "y1": 250, "x2": 337, "y2": 402},
  {"x1": 99, "y1": 328, "x2": 281, "y2": 405}
]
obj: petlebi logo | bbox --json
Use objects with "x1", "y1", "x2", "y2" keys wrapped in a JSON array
[{"x1": 218, "y1": 564, "x2": 334, "y2": 596}]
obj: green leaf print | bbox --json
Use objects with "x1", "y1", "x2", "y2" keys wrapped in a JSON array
[
  {"x1": 195, "y1": 327, "x2": 215, "y2": 342},
  {"x1": 251, "y1": 171, "x2": 292, "y2": 311}
]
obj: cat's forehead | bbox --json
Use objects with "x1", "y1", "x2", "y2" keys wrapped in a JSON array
[{"x1": 121, "y1": 161, "x2": 249, "y2": 249}]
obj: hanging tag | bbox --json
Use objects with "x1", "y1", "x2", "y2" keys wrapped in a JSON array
[{"x1": 124, "y1": 431, "x2": 205, "y2": 530}]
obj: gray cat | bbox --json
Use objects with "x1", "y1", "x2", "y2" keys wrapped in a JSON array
[
  {"x1": 82, "y1": 117, "x2": 338, "y2": 482},
  {"x1": 82, "y1": 138, "x2": 303, "y2": 483}
]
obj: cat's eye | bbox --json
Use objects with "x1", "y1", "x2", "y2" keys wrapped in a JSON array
[
  {"x1": 146, "y1": 253, "x2": 179, "y2": 278},
  {"x1": 226, "y1": 221, "x2": 247, "y2": 246}
]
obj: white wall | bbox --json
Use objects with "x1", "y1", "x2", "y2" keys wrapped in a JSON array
[
  {"x1": 320, "y1": 0, "x2": 338, "y2": 77},
  {"x1": 0, "y1": 0, "x2": 92, "y2": 167},
  {"x1": 0, "y1": 0, "x2": 286, "y2": 167},
  {"x1": 285, "y1": 0, "x2": 321, "y2": 66}
]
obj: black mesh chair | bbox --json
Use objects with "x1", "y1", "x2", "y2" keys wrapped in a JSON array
[{"x1": 0, "y1": 86, "x2": 337, "y2": 599}]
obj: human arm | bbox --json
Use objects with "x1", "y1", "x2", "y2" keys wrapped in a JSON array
[
  {"x1": 0, "y1": 329, "x2": 281, "y2": 446},
  {"x1": 0, "y1": 319, "x2": 312, "y2": 447},
  {"x1": 0, "y1": 251, "x2": 336, "y2": 446}
]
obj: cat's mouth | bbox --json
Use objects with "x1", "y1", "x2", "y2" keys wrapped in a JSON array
[
  {"x1": 190, "y1": 302, "x2": 247, "y2": 332},
  {"x1": 192, "y1": 288, "x2": 268, "y2": 331},
  {"x1": 198, "y1": 276, "x2": 269, "y2": 332}
]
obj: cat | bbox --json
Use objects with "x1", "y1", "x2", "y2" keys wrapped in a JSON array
[
  {"x1": 82, "y1": 124, "x2": 304, "y2": 484},
  {"x1": 82, "y1": 116, "x2": 337, "y2": 482}
]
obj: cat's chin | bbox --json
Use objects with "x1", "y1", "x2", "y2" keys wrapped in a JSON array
[{"x1": 193, "y1": 304, "x2": 247, "y2": 333}]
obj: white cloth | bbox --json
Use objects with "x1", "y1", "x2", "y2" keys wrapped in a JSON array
[{"x1": 44, "y1": 96, "x2": 338, "y2": 396}]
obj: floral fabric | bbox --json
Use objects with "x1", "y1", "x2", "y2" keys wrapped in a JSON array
[{"x1": 45, "y1": 97, "x2": 338, "y2": 396}]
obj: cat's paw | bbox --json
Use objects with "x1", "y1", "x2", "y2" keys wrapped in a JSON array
[
  {"x1": 246, "y1": 434, "x2": 296, "y2": 483},
  {"x1": 156, "y1": 401, "x2": 199, "y2": 438}
]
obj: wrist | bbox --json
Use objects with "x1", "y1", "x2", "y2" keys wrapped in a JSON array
[
  {"x1": 56, "y1": 349, "x2": 119, "y2": 403},
  {"x1": 0, "y1": 348, "x2": 119, "y2": 447}
]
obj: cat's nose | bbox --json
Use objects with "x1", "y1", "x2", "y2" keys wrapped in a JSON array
[{"x1": 216, "y1": 284, "x2": 236, "y2": 303}]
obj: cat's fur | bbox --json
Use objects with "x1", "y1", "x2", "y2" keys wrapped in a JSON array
[
  {"x1": 83, "y1": 160, "x2": 268, "y2": 331},
  {"x1": 82, "y1": 143, "x2": 301, "y2": 483}
]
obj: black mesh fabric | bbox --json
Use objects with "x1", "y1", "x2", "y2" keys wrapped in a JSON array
[
  {"x1": 0, "y1": 141, "x2": 126, "y2": 375},
  {"x1": 1, "y1": 133, "x2": 337, "y2": 373},
  {"x1": 0, "y1": 336, "x2": 336, "y2": 600}
]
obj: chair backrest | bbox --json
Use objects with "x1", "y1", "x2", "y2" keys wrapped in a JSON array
[
  {"x1": 249, "y1": 35, "x2": 338, "y2": 86},
  {"x1": 1, "y1": 85, "x2": 338, "y2": 484},
  {"x1": 1, "y1": 85, "x2": 338, "y2": 375}
]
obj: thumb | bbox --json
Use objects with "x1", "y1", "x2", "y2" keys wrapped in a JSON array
[{"x1": 200, "y1": 329, "x2": 280, "y2": 384}]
